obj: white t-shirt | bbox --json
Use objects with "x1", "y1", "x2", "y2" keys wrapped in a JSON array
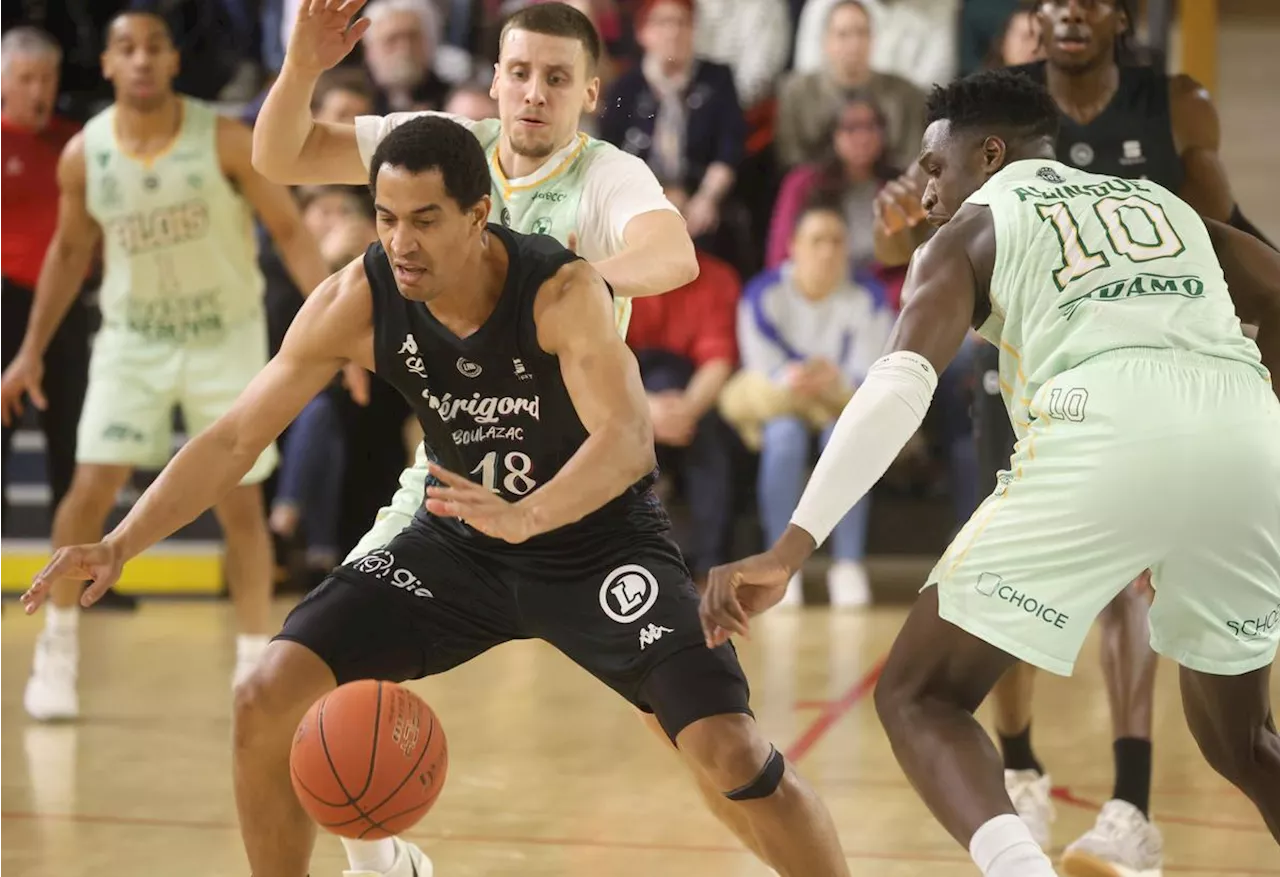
[{"x1": 354, "y1": 111, "x2": 678, "y2": 263}]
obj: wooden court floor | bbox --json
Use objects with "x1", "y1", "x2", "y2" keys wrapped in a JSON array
[{"x1": 2, "y1": 601, "x2": 1277, "y2": 876}]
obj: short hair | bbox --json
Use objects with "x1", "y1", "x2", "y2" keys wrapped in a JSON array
[
  {"x1": 925, "y1": 68, "x2": 1059, "y2": 142},
  {"x1": 1, "y1": 27, "x2": 62, "y2": 71},
  {"x1": 500, "y1": 2, "x2": 602, "y2": 70},
  {"x1": 368, "y1": 116, "x2": 490, "y2": 210},
  {"x1": 106, "y1": 9, "x2": 175, "y2": 43},
  {"x1": 793, "y1": 194, "x2": 846, "y2": 237},
  {"x1": 826, "y1": 0, "x2": 870, "y2": 30}
]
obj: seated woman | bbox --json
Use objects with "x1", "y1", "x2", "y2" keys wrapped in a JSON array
[{"x1": 721, "y1": 201, "x2": 893, "y2": 608}]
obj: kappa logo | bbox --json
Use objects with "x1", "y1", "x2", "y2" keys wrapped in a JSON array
[
  {"x1": 456, "y1": 357, "x2": 482, "y2": 378},
  {"x1": 639, "y1": 624, "x2": 674, "y2": 650},
  {"x1": 400, "y1": 333, "x2": 427, "y2": 378},
  {"x1": 599, "y1": 564, "x2": 659, "y2": 623}
]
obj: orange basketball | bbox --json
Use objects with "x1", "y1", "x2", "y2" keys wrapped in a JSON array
[{"x1": 289, "y1": 680, "x2": 448, "y2": 839}]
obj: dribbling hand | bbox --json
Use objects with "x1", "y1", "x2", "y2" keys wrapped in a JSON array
[
  {"x1": 286, "y1": 0, "x2": 373, "y2": 76},
  {"x1": 424, "y1": 462, "x2": 538, "y2": 544},
  {"x1": 699, "y1": 551, "x2": 793, "y2": 648},
  {"x1": 22, "y1": 540, "x2": 125, "y2": 615}
]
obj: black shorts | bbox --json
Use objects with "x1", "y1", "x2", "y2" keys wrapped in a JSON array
[
  {"x1": 276, "y1": 523, "x2": 752, "y2": 741},
  {"x1": 972, "y1": 341, "x2": 1018, "y2": 494}
]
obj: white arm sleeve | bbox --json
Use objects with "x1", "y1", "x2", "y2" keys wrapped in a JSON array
[
  {"x1": 354, "y1": 111, "x2": 477, "y2": 170},
  {"x1": 789, "y1": 350, "x2": 938, "y2": 546}
]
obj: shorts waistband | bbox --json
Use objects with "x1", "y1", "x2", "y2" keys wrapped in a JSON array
[{"x1": 1076, "y1": 346, "x2": 1268, "y2": 378}]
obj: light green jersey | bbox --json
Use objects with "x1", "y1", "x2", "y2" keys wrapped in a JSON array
[
  {"x1": 83, "y1": 97, "x2": 264, "y2": 343},
  {"x1": 967, "y1": 159, "x2": 1266, "y2": 434}
]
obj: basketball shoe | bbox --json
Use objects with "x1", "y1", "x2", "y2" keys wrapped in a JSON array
[
  {"x1": 24, "y1": 629, "x2": 78, "y2": 721},
  {"x1": 1006, "y1": 768, "x2": 1055, "y2": 849},
  {"x1": 344, "y1": 838, "x2": 433, "y2": 877},
  {"x1": 1061, "y1": 799, "x2": 1163, "y2": 877}
]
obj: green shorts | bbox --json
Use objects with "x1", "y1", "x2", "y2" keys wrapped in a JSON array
[
  {"x1": 928, "y1": 348, "x2": 1280, "y2": 677},
  {"x1": 76, "y1": 319, "x2": 277, "y2": 484}
]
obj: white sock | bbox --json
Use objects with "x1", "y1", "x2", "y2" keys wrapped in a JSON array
[
  {"x1": 236, "y1": 633, "x2": 270, "y2": 663},
  {"x1": 45, "y1": 605, "x2": 79, "y2": 636},
  {"x1": 342, "y1": 837, "x2": 397, "y2": 873},
  {"x1": 970, "y1": 813, "x2": 1058, "y2": 877}
]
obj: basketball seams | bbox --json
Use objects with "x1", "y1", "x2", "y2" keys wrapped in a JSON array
[
  {"x1": 315, "y1": 689, "x2": 393, "y2": 836},
  {"x1": 353, "y1": 681, "x2": 385, "y2": 801},
  {"x1": 362, "y1": 708, "x2": 442, "y2": 821}
]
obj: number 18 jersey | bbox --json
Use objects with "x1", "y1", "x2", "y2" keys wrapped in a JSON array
[{"x1": 967, "y1": 159, "x2": 1266, "y2": 435}]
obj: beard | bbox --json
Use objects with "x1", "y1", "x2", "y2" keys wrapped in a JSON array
[{"x1": 508, "y1": 126, "x2": 558, "y2": 159}]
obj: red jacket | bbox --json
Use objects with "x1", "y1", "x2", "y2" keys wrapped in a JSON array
[{"x1": 626, "y1": 251, "x2": 740, "y2": 367}]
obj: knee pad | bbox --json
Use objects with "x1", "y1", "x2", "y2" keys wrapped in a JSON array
[{"x1": 724, "y1": 745, "x2": 785, "y2": 801}]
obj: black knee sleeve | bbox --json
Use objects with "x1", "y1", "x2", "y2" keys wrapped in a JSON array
[
  {"x1": 639, "y1": 643, "x2": 753, "y2": 742},
  {"x1": 724, "y1": 745, "x2": 786, "y2": 801}
]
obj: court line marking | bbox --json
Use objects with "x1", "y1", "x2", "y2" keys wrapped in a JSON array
[
  {"x1": 3, "y1": 810, "x2": 1276, "y2": 873},
  {"x1": 783, "y1": 656, "x2": 886, "y2": 762},
  {"x1": 1050, "y1": 786, "x2": 1267, "y2": 833}
]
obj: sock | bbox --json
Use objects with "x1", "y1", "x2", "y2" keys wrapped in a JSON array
[
  {"x1": 236, "y1": 633, "x2": 270, "y2": 664},
  {"x1": 970, "y1": 813, "x2": 1058, "y2": 877},
  {"x1": 1112, "y1": 736, "x2": 1152, "y2": 816},
  {"x1": 342, "y1": 837, "x2": 397, "y2": 873},
  {"x1": 998, "y1": 724, "x2": 1043, "y2": 774},
  {"x1": 45, "y1": 605, "x2": 80, "y2": 636}
]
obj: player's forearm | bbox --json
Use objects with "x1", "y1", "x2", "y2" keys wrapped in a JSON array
[
  {"x1": 19, "y1": 237, "x2": 94, "y2": 360},
  {"x1": 517, "y1": 423, "x2": 656, "y2": 536},
  {"x1": 593, "y1": 231, "x2": 698, "y2": 299},
  {"x1": 107, "y1": 422, "x2": 267, "y2": 561},
  {"x1": 274, "y1": 223, "x2": 331, "y2": 295},
  {"x1": 253, "y1": 65, "x2": 329, "y2": 183},
  {"x1": 789, "y1": 352, "x2": 937, "y2": 547}
]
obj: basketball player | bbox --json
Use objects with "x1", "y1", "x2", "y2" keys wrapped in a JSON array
[
  {"x1": 22, "y1": 115, "x2": 852, "y2": 877},
  {"x1": 977, "y1": 2, "x2": 1274, "y2": 867},
  {"x1": 252, "y1": 2, "x2": 782, "y2": 868},
  {"x1": 701, "y1": 70, "x2": 1280, "y2": 876},
  {"x1": 0, "y1": 11, "x2": 329, "y2": 720}
]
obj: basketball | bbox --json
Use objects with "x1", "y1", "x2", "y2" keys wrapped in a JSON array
[{"x1": 289, "y1": 680, "x2": 448, "y2": 839}]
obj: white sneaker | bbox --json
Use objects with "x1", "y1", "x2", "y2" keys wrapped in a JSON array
[
  {"x1": 777, "y1": 571, "x2": 804, "y2": 607},
  {"x1": 343, "y1": 838, "x2": 433, "y2": 877},
  {"x1": 1005, "y1": 768, "x2": 1055, "y2": 850},
  {"x1": 24, "y1": 630, "x2": 79, "y2": 721},
  {"x1": 1061, "y1": 799, "x2": 1163, "y2": 877},
  {"x1": 827, "y1": 560, "x2": 871, "y2": 609}
]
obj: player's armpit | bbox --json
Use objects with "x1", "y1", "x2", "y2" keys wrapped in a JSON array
[
  {"x1": 522, "y1": 262, "x2": 658, "y2": 534},
  {"x1": 108, "y1": 262, "x2": 376, "y2": 561}
]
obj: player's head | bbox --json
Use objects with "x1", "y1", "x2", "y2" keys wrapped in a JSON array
[
  {"x1": 1034, "y1": 0, "x2": 1130, "y2": 73},
  {"x1": 101, "y1": 11, "x2": 179, "y2": 110},
  {"x1": 1, "y1": 27, "x2": 62, "y2": 129},
  {"x1": 918, "y1": 69, "x2": 1058, "y2": 225},
  {"x1": 369, "y1": 116, "x2": 492, "y2": 302},
  {"x1": 492, "y1": 2, "x2": 602, "y2": 159}
]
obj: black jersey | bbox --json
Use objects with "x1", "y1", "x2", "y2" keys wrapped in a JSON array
[
  {"x1": 364, "y1": 223, "x2": 665, "y2": 554},
  {"x1": 1014, "y1": 61, "x2": 1184, "y2": 191}
]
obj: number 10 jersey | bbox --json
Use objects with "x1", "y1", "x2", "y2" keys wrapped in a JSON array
[{"x1": 966, "y1": 159, "x2": 1266, "y2": 438}]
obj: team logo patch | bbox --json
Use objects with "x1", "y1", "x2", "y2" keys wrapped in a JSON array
[
  {"x1": 1036, "y1": 166, "x2": 1065, "y2": 184},
  {"x1": 1068, "y1": 142, "x2": 1095, "y2": 167},
  {"x1": 500, "y1": 208, "x2": 512, "y2": 226},
  {"x1": 531, "y1": 216, "x2": 553, "y2": 235},
  {"x1": 456, "y1": 357, "x2": 482, "y2": 378},
  {"x1": 599, "y1": 564, "x2": 659, "y2": 623}
]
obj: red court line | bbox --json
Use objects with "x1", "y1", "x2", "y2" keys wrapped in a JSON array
[
  {"x1": 1051, "y1": 786, "x2": 1268, "y2": 834},
  {"x1": 784, "y1": 656, "x2": 886, "y2": 762}
]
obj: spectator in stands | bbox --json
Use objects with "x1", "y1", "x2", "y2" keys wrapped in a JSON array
[
  {"x1": 362, "y1": 0, "x2": 457, "y2": 113},
  {"x1": 721, "y1": 201, "x2": 893, "y2": 608},
  {"x1": 793, "y1": 0, "x2": 960, "y2": 93},
  {"x1": 0, "y1": 28, "x2": 98, "y2": 565},
  {"x1": 957, "y1": 0, "x2": 1021, "y2": 75},
  {"x1": 984, "y1": 5, "x2": 1043, "y2": 68},
  {"x1": 625, "y1": 187, "x2": 741, "y2": 581},
  {"x1": 691, "y1": 0, "x2": 791, "y2": 110},
  {"x1": 599, "y1": 0, "x2": 746, "y2": 241},
  {"x1": 444, "y1": 81, "x2": 498, "y2": 120},
  {"x1": 775, "y1": 0, "x2": 926, "y2": 172},
  {"x1": 766, "y1": 93, "x2": 903, "y2": 309},
  {"x1": 312, "y1": 67, "x2": 377, "y2": 123}
]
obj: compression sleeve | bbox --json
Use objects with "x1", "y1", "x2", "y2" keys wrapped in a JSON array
[{"x1": 789, "y1": 350, "x2": 939, "y2": 546}]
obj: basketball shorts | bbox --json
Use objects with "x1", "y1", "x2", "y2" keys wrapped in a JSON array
[
  {"x1": 278, "y1": 522, "x2": 752, "y2": 740},
  {"x1": 928, "y1": 348, "x2": 1280, "y2": 677},
  {"x1": 76, "y1": 318, "x2": 277, "y2": 483}
]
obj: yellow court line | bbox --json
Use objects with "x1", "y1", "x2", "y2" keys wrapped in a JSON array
[{"x1": 1, "y1": 551, "x2": 222, "y2": 594}]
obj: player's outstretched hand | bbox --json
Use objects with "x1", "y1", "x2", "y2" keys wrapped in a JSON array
[
  {"x1": 699, "y1": 551, "x2": 793, "y2": 648},
  {"x1": 424, "y1": 462, "x2": 537, "y2": 544},
  {"x1": 22, "y1": 540, "x2": 125, "y2": 615},
  {"x1": 1, "y1": 353, "x2": 47, "y2": 428},
  {"x1": 286, "y1": 0, "x2": 373, "y2": 76}
]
